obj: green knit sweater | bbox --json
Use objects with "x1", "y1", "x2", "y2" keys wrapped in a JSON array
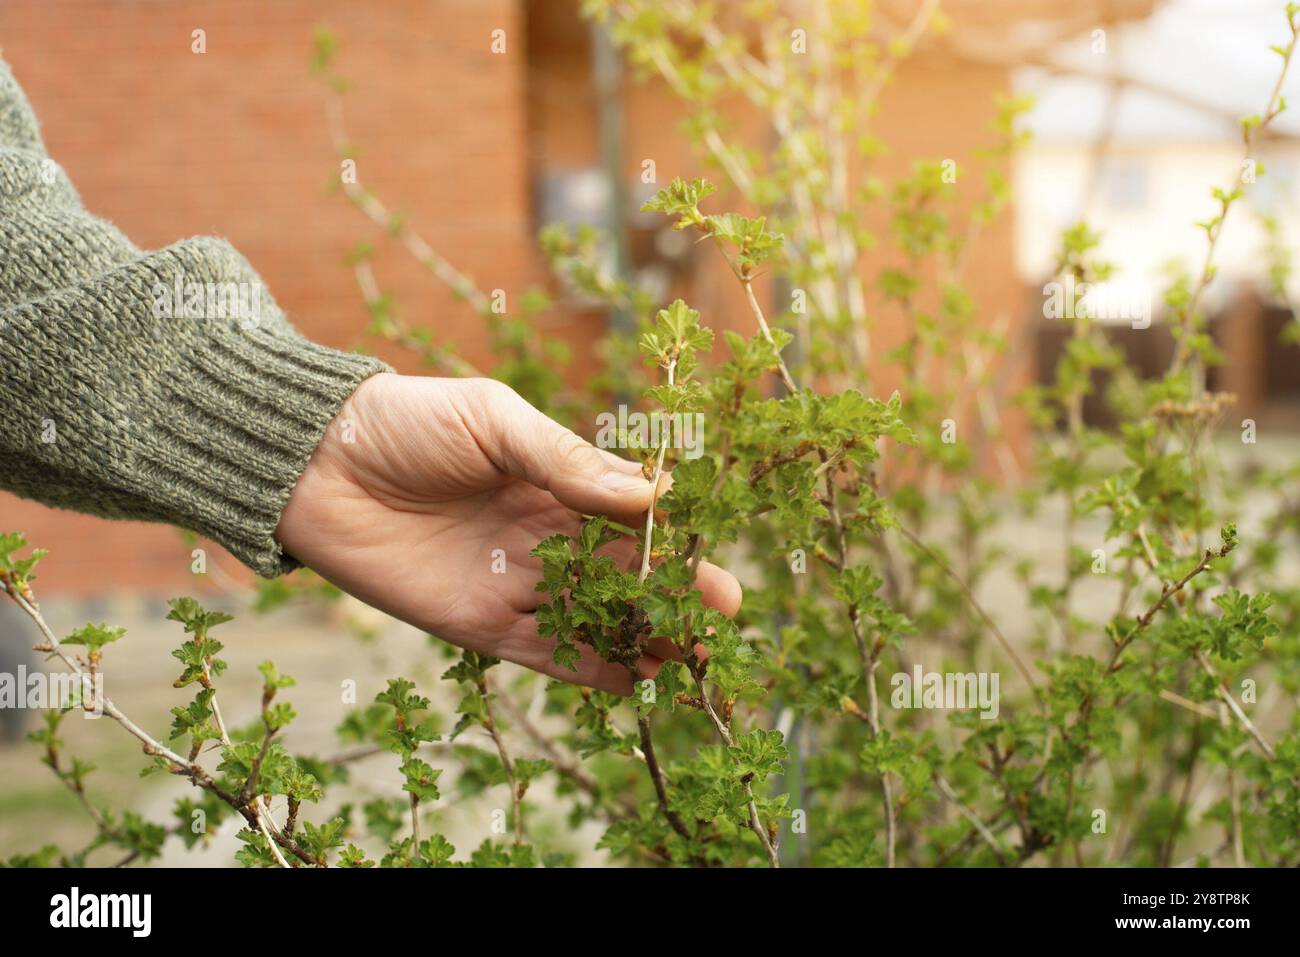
[{"x1": 0, "y1": 58, "x2": 390, "y2": 577}]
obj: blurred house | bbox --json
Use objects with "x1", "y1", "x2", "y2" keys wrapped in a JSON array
[
  {"x1": 0, "y1": 0, "x2": 1202, "y2": 595},
  {"x1": 1011, "y1": 0, "x2": 1300, "y2": 425}
]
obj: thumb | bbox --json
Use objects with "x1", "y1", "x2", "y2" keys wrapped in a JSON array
[{"x1": 479, "y1": 381, "x2": 657, "y2": 519}]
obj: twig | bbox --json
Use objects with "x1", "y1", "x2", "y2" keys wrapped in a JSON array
[
  {"x1": 639, "y1": 355, "x2": 678, "y2": 583},
  {"x1": 688, "y1": 669, "x2": 780, "y2": 867},
  {"x1": 479, "y1": 674, "x2": 524, "y2": 846},
  {"x1": 490, "y1": 689, "x2": 637, "y2": 817},
  {"x1": 352, "y1": 260, "x2": 482, "y2": 377},
  {"x1": 934, "y1": 773, "x2": 1006, "y2": 865},
  {"x1": 409, "y1": 792, "x2": 420, "y2": 852},
  {"x1": 637, "y1": 712, "x2": 693, "y2": 843},
  {"x1": 1158, "y1": 688, "x2": 1218, "y2": 720},
  {"x1": 1169, "y1": 13, "x2": 1299, "y2": 375},
  {"x1": 202, "y1": 656, "x2": 291, "y2": 868},
  {"x1": 1196, "y1": 650, "x2": 1276, "y2": 760},
  {"x1": 741, "y1": 276, "x2": 798, "y2": 394},
  {"x1": 322, "y1": 86, "x2": 492, "y2": 316}
]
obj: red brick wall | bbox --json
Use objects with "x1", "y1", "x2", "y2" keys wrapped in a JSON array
[
  {"x1": 0, "y1": 0, "x2": 540, "y2": 594},
  {"x1": 0, "y1": 0, "x2": 1029, "y2": 596}
]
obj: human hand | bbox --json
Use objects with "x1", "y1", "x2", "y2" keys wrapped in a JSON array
[{"x1": 275, "y1": 373, "x2": 741, "y2": 693}]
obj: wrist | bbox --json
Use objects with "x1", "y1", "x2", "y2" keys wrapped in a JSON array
[{"x1": 275, "y1": 371, "x2": 395, "y2": 557}]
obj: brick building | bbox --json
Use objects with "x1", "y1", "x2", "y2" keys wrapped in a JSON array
[{"x1": 0, "y1": 0, "x2": 1150, "y2": 594}]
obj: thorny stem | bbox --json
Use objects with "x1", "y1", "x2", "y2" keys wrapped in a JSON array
[
  {"x1": 635, "y1": 339, "x2": 776, "y2": 865},
  {"x1": 631, "y1": 348, "x2": 769, "y2": 863},
  {"x1": 1134, "y1": 490, "x2": 1273, "y2": 763},
  {"x1": 352, "y1": 259, "x2": 483, "y2": 377},
  {"x1": 1196, "y1": 650, "x2": 1276, "y2": 760},
  {"x1": 489, "y1": 695, "x2": 672, "y2": 865},
  {"x1": 860, "y1": 0, "x2": 943, "y2": 108},
  {"x1": 1057, "y1": 257, "x2": 1092, "y2": 649},
  {"x1": 43, "y1": 742, "x2": 116, "y2": 852},
  {"x1": 933, "y1": 772, "x2": 1006, "y2": 865},
  {"x1": 641, "y1": 42, "x2": 756, "y2": 195},
  {"x1": 492, "y1": 689, "x2": 638, "y2": 818}
]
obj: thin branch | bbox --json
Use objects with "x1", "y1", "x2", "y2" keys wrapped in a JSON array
[
  {"x1": 203, "y1": 655, "x2": 290, "y2": 868},
  {"x1": 1159, "y1": 688, "x2": 1218, "y2": 720},
  {"x1": 1196, "y1": 650, "x2": 1276, "y2": 760},
  {"x1": 1169, "y1": 15, "x2": 1299, "y2": 375},
  {"x1": 479, "y1": 674, "x2": 524, "y2": 846},
  {"x1": 825, "y1": 464, "x2": 896, "y2": 868},
  {"x1": 322, "y1": 85, "x2": 492, "y2": 316},
  {"x1": 688, "y1": 668, "x2": 780, "y2": 867},
  {"x1": 637, "y1": 712, "x2": 693, "y2": 843},
  {"x1": 491, "y1": 689, "x2": 637, "y2": 817},
  {"x1": 741, "y1": 276, "x2": 799, "y2": 394},
  {"x1": 640, "y1": 355, "x2": 678, "y2": 583},
  {"x1": 934, "y1": 772, "x2": 1007, "y2": 866}
]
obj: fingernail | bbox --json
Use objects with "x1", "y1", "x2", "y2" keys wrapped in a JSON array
[{"x1": 601, "y1": 470, "x2": 651, "y2": 492}]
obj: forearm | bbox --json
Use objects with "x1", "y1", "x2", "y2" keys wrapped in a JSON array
[{"x1": 0, "y1": 57, "x2": 389, "y2": 576}]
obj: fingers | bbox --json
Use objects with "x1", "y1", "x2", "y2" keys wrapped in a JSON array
[
  {"x1": 466, "y1": 379, "x2": 659, "y2": 523},
  {"x1": 695, "y1": 560, "x2": 743, "y2": 617}
]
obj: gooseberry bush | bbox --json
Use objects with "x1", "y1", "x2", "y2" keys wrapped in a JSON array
[{"x1": 4, "y1": 1, "x2": 1300, "y2": 868}]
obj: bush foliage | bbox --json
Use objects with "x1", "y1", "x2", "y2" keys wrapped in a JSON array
[{"x1": 4, "y1": 1, "x2": 1300, "y2": 868}]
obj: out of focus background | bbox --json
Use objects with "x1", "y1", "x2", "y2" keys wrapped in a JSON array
[{"x1": 1, "y1": 0, "x2": 1297, "y2": 862}]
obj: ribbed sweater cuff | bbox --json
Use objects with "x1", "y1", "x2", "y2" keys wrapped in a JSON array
[{"x1": 148, "y1": 329, "x2": 390, "y2": 578}]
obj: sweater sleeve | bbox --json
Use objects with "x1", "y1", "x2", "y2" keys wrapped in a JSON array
[{"x1": 0, "y1": 58, "x2": 391, "y2": 577}]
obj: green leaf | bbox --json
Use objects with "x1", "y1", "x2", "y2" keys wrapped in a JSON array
[
  {"x1": 730, "y1": 728, "x2": 788, "y2": 782},
  {"x1": 62, "y1": 623, "x2": 125, "y2": 655}
]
